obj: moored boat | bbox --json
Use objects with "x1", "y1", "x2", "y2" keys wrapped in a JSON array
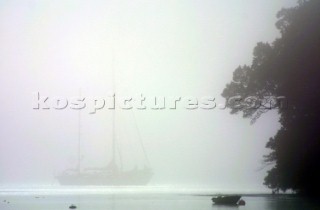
[{"x1": 212, "y1": 195, "x2": 242, "y2": 205}]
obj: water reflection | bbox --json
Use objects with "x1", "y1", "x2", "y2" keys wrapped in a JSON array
[
  {"x1": 0, "y1": 194, "x2": 319, "y2": 210},
  {"x1": 264, "y1": 196, "x2": 319, "y2": 210},
  {"x1": 212, "y1": 204, "x2": 239, "y2": 209}
]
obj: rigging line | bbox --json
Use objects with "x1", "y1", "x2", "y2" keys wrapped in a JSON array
[
  {"x1": 116, "y1": 138, "x2": 123, "y2": 170},
  {"x1": 131, "y1": 110, "x2": 151, "y2": 168},
  {"x1": 123, "y1": 113, "x2": 138, "y2": 167}
]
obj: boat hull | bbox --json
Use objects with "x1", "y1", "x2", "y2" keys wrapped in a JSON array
[{"x1": 212, "y1": 195, "x2": 241, "y2": 205}]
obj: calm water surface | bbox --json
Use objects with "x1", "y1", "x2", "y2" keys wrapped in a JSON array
[{"x1": 0, "y1": 194, "x2": 319, "y2": 210}]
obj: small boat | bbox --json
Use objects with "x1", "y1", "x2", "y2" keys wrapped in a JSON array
[
  {"x1": 238, "y1": 199, "x2": 246, "y2": 206},
  {"x1": 69, "y1": 204, "x2": 77, "y2": 209},
  {"x1": 212, "y1": 195, "x2": 241, "y2": 205}
]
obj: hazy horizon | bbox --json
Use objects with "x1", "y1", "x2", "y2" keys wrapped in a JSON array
[{"x1": 0, "y1": 0, "x2": 298, "y2": 192}]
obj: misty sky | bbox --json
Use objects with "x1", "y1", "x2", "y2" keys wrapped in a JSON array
[{"x1": 0, "y1": 0, "x2": 298, "y2": 192}]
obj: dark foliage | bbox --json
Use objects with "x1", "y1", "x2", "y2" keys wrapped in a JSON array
[{"x1": 221, "y1": 0, "x2": 320, "y2": 196}]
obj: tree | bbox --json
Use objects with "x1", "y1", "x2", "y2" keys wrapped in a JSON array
[{"x1": 221, "y1": 0, "x2": 320, "y2": 196}]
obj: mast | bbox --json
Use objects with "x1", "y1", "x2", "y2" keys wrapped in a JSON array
[
  {"x1": 77, "y1": 89, "x2": 82, "y2": 173},
  {"x1": 111, "y1": 43, "x2": 123, "y2": 170},
  {"x1": 110, "y1": 34, "x2": 123, "y2": 171},
  {"x1": 111, "y1": 45, "x2": 116, "y2": 167}
]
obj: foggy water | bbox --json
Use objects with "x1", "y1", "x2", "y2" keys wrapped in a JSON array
[{"x1": 0, "y1": 194, "x2": 319, "y2": 210}]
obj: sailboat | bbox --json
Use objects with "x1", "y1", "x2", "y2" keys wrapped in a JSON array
[
  {"x1": 56, "y1": 50, "x2": 153, "y2": 186},
  {"x1": 56, "y1": 100, "x2": 153, "y2": 186}
]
